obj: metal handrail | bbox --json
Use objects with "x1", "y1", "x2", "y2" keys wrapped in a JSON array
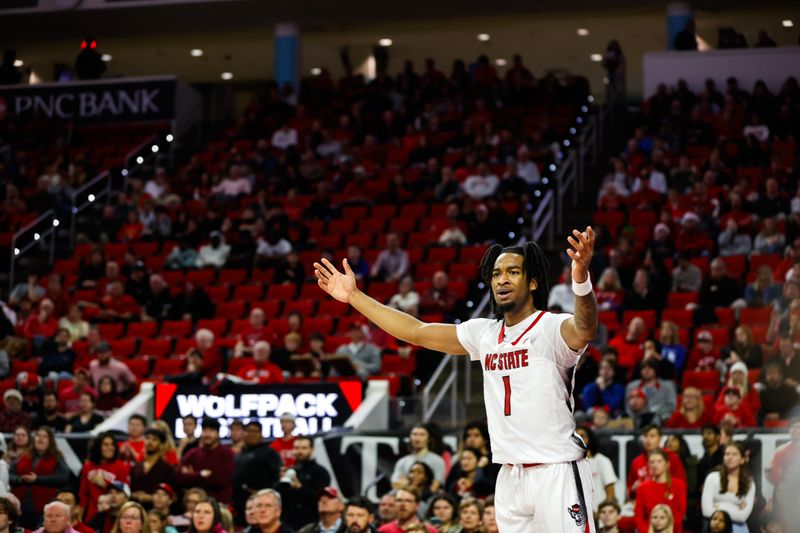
[
  {"x1": 8, "y1": 211, "x2": 62, "y2": 292},
  {"x1": 421, "y1": 355, "x2": 458, "y2": 425}
]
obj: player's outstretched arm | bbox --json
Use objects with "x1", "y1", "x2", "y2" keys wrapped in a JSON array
[
  {"x1": 561, "y1": 226, "x2": 599, "y2": 350},
  {"x1": 314, "y1": 258, "x2": 468, "y2": 355}
]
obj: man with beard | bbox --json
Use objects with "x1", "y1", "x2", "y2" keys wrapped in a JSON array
[
  {"x1": 697, "y1": 424, "x2": 724, "y2": 486},
  {"x1": 343, "y1": 497, "x2": 377, "y2": 533},
  {"x1": 130, "y1": 428, "x2": 176, "y2": 504},
  {"x1": 33, "y1": 392, "x2": 67, "y2": 431},
  {"x1": 277, "y1": 436, "x2": 331, "y2": 529},
  {"x1": 233, "y1": 421, "x2": 282, "y2": 523},
  {"x1": 176, "y1": 418, "x2": 235, "y2": 504},
  {"x1": 376, "y1": 488, "x2": 435, "y2": 533}
]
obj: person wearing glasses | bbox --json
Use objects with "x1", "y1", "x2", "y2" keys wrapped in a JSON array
[{"x1": 110, "y1": 502, "x2": 150, "y2": 533}]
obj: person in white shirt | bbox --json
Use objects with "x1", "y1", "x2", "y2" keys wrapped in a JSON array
[
  {"x1": 195, "y1": 232, "x2": 231, "y2": 268},
  {"x1": 212, "y1": 166, "x2": 252, "y2": 198},
  {"x1": 463, "y1": 163, "x2": 499, "y2": 200},
  {"x1": 701, "y1": 442, "x2": 755, "y2": 533},
  {"x1": 575, "y1": 426, "x2": 618, "y2": 511},
  {"x1": 144, "y1": 167, "x2": 169, "y2": 201},
  {"x1": 515, "y1": 148, "x2": 541, "y2": 185},
  {"x1": 387, "y1": 276, "x2": 420, "y2": 317},
  {"x1": 271, "y1": 123, "x2": 298, "y2": 150},
  {"x1": 314, "y1": 225, "x2": 599, "y2": 532},
  {"x1": 547, "y1": 266, "x2": 575, "y2": 313}
]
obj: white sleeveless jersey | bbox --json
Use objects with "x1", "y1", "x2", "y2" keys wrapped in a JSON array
[{"x1": 456, "y1": 310, "x2": 588, "y2": 464}]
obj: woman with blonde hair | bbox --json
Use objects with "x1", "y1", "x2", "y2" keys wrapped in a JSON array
[
  {"x1": 458, "y1": 498, "x2": 485, "y2": 533},
  {"x1": 111, "y1": 501, "x2": 151, "y2": 533},
  {"x1": 666, "y1": 387, "x2": 711, "y2": 429},
  {"x1": 658, "y1": 321, "x2": 687, "y2": 372},
  {"x1": 596, "y1": 267, "x2": 624, "y2": 311},
  {"x1": 150, "y1": 420, "x2": 179, "y2": 465},
  {"x1": 714, "y1": 361, "x2": 760, "y2": 414},
  {"x1": 648, "y1": 503, "x2": 674, "y2": 533}
]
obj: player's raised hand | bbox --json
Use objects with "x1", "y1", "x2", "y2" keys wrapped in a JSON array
[
  {"x1": 566, "y1": 226, "x2": 595, "y2": 282},
  {"x1": 314, "y1": 258, "x2": 357, "y2": 303}
]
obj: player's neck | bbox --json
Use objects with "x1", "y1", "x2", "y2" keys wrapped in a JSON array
[{"x1": 503, "y1": 306, "x2": 538, "y2": 327}]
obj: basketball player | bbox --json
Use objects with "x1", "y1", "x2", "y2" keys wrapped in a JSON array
[{"x1": 314, "y1": 227, "x2": 598, "y2": 532}]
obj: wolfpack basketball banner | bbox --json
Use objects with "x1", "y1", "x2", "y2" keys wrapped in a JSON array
[
  {"x1": 154, "y1": 381, "x2": 363, "y2": 438},
  {"x1": 0, "y1": 76, "x2": 176, "y2": 122}
]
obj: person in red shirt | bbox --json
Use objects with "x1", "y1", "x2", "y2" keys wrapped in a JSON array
[
  {"x1": 61, "y1": 368, "x2": 99, "y2": 416},
  {"x1": 676, "y1": 211, "x2": 713, "y2": 257},
  {"x1": 714, "y1": 361, "x2": 760, "y2": 415},
  {"x1": 23, "y1": 298, "x2": 59, "y2": 344},
  {"x1": 269, "y1": 413, "x2": 297, "y2": 468},
  {"x1": 234, "y1": 307, "x2": 269, "y2": 357},
  {"x1": 634, "y1": 449, "x2": 687, "y2": 533},
  {"x1": 118, "y1": 414, "x2": 147, "y2": 463},
  {"x1": 188, "y1": 329, "x2": 223, "y2": 375},
  {"x1": 56, "y1": 488, "x2": 96, "y2": 533},
  {"x1": 687, "y1": 330, "x2": 721, "y2": 371},
  {"x1": 79, "y1": 431, "x2": 131, "y2": 523},
  {"x1": 769, "y1": 416, "x2": 799, "y2": 485},
  {"x1": 627, "y1": 425, "x2": 686, "y2": 499},
  {"x1": 236, "y1": 342, "x2": 284, "y2": 384},
  {"x1": 713, "y1": 387, "x2": 757, "y2": 428},
  {"x1": 666, "y1": 386, "x2": 712, "y2": 429},
  {"x1": 99, "y1": 282, "x2": 140, "y2": 321},
  {"x1": 608, "y1": 317, "x2": 646, "y2": 371}
]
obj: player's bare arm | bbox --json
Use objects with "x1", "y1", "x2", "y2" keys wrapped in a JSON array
[
  {"x1": 314, "y1": 257, "x2": 468, "y2": 355},
  {"x1": 561, "y1": 226, "x2": 599, "y2": 351}
]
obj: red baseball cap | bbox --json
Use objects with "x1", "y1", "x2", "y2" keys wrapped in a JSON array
[{"x1": 156, "y1": 483, "x2": 176, "y2": 500}]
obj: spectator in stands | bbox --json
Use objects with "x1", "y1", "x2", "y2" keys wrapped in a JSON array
[
  {"x1": 33, "y1": 392, "x2": 67, "y2": 432},
  {"x1": 166, "y1": 243, "x2": 198, "y2": 270},
  {"x1": 628, "y1": 425, "x2": 686, "y2": 500},
  {"x1": 515, "y1": 147, "x2": 540, "y2": 185},
  {"x1": 676, "y1": 212, "x2": 713, "y2": 258},
  {"x1": 687, "y1": 330, "x2": 720, "y2": 371},
  {"x1": 0, "y1": 391, "x2": 29, "y2": 433},
  {"x1": 89, "y1": 341, "x2": 136, "y2": 397},
  {"x1": 754, "y1": 218, "x2": 785, "y2": 255},
  {"x1": 445, "y1": 449, "x2": 490, "y2": 500},
  {"x1": 256, "y1": 233, "x2": 293, "y2": 267},
  {"x1": 141, "y1": 275, "x2": 173, "y2": 322},
  {"x1": 195, "y1": 232, "x2": 231, "y2": 268},
  {"x1": 657, "y1": 322, "x2": 687, "y2": 373},
  {"x1": 176, "y1": 418, "x2": 235, "y2": 505},
  {"x1": 378, "y1": 488, "x2": 434, "y2": 533},
  {"x1": 177, "y1": 415, "x2": 199, "y2": 459},
  {"x1": 277, "y1": 436, "x2": 331, "y2": 530},
  {"x1": 609, "y1": 317, "x2": 646, "y2": 370},
  {"x1": 434, "y1": 167, "x2": 462, "y2": 204},
  {"x1": 332, "y1": 322, "x2": 381, "y2": 379},
  {"x1": 701, "y1": 442, "x2": 755, "y2": 532},
  {"x1": 376, "y1": 493, "x2": 397, "y2": 529},
  {"x1": 575, "y1": 426, "x2": 618, "y2": 510},
  {"x1": 388, "y1": 276, "x2": 420, "y2": 316},
  {"x1": 237, "y1": 341, "x2": 284, "y2": 384},
  {"x1": 23, "y1": 299, "x2": 59, "y2": 350},
  {"x1": 548, "y1": 266, "x2": 575, "y2": 313},
  {"x1": 759, "y1": 359, "x2": 799, "y2": 422},
  {"x1": 188, "y1": 497, "x2": 225, "y2": 533},
  {"x1": 345, "y1": 246, "x2": 370, "y2": 282},
  {"x1": 744, "y1": 267, "x2": 781, "y2": 308},
  {"x1": 695, "y1": 424, "x2": 724, "y2": 484},
  {"x1": 233, "y1": 421, "x2": 281, "y2": 523},
  {"x1": 273, "y1": 251, "x2": 305, "y2": 288},
  {"x1": 625, "y1": 268, "x2": 662, "y2": 310},
  {"x1": 648, "y1": 504, "x2": 675, "y2": 533},
  {"x1": 581, "y1": 358, "x2": 626, "y2": 417},
  {"x1": 371, "y1": 233, "x2": 409, "y2": 283},
  {"x1": 768, "y1": 335, "x2": 800, "y2": 386},
  {"x1": 35, "y1": 501, "x2": 73, "y2": 533},
  {"x1": 270, "y1": 413, "x2": 297, "y2": 467},
  {"x1": 419, "y1": 271, "x2": 459, "y2": 319},
  {"x1": 65, "y1": 392, "x2": 105, "y2": 433},
  {"x1": 99, "y1": 282, "x2": 140, "y2": 322},
  {"x1": 61, "y1": 369, "x2": 98, "y2": 416},
  {"x1": 298, "y1": 487, "x2": 344, "y2": 533},
  {"x1": 391, "y1": 425, "x2": 445, "y2": 489},
  {"x1": 79, "y1": 432, "x2": 131, "y2": 523},
  {"x1": 716, "y1": 362, "x2": 759, "y2": 413},
  {"x1": 96, "y1": 377, "x2": 125, "y2": 414},
  {"x1": 272, "y1": 123, "x2": 299, "y2": 150},
  {"x1": 119, "y1": 415, "x2": 147, "y2": 463},
  {"x1": 234, "y1": 307, "x2": 269, "y2": 357},
  {"x1": 11, "y1": 427, "x2": 69, "y2": 529},
  {"x1": 718, "y1": 220, "x2": 752, "y2": 257},
  {"x1": 172, "y1": 283, "x2": 215, "y2": 322},
  {"x1": 9, "y1": 274, "x2": 45, "y2": 307},
  {"x1": 713, "y1": 387, "x2": 757, "y2": 428},
  {"x1": 56, "y1": 488, "x2": 94, "y2": 533},
  {"x1": 721, "y1": 327, "x2": 763, "y2": 373},
  {"x1": 597, "y1": 500, "x2": 621, "y2": 533},
  {"x1": 666, "y1": 387, "x2": 711, "y2": 429},
  {"x1": 463, "y1": 163, "x2": 499, "y2": 200},
  {"x1": 59, "y1": 305, "x2": 89, "y2": 342},
  {"x1": 78, "y1": 250, "x2": 105, "y2": 290},
  {"x1": 253, "y1": 489, "x2": 293, "y2": 533},
  {"x1": 38, "y1": 328, "x2": 76, "y2": 379},
  {"x1": 173, "y1": 488, "x2": 206, "y2": 529},
  {"x1": 634, "y1": 449, "x2": 687, "y2": 533},
  {"x1": 671, "y1": 254, "x2": 703, "y2": 293},
  {"x1": 697, "y1": 259, "x2": 742, "y2": 325},
  {"x1": 130, "y1": 430, "x2": 176, "y2": 506},
  {"x1": 596, "y1": 267, "x2": 624, "y2": 311},
  {"x1": 425, "y1": 494, "x2": 457, "y2": 533},
  {"x1": 91, "y1": 481, "x2": 130, "y2": 533}
]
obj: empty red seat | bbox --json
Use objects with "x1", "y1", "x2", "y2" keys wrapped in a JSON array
[
  {"x1": 306, "y1": 317, "x2": 334, "y2": 335},
  {"x1": 342, "y1": 206, "x2": 368, "y2": 219},
  {"x1": 283, "y1": 299, "x2": 315, "y2": 316},
  {"x1": 599, "y1": 311, "x2": 620, "y2": 331},
  {"x1": 160, "y1": 320, "x2": 192, "y2": 338},
  {"x1": 328, "y1": 219, "x2": 356, "y2": 234},
  {"x1": 218, "y1": 269, "x2": 248, "y2": 285},
  {"x1": 740, "y1": 307, "x2": 772, "y2": 327},
  {"x1": 628, "y1": 210, "x2": 657, "y2": 226},
  {"x1": 370, "y1": 205, "x2": 397, "y2": 218},
  {"x1": 399, "y1": 203, "x2": 428, "y2": 219},
  {"x1": 251, "y1": 269, "x2": 274, "y2": 284},
  {"x1": 250, "y1": 300, "x2": 281, "y2": 318},
  {"x1": 427, "y1": 247, "x2": 458, "y2": 263},
  {"x1": 196, "y1": 319, "x2": 228, "y2": 336},
  {"x1": 174, "y1": 338, "x2": 197, "y2": 354},
  {"x1": 98, "y1": 323, "x2": 125, "y2": 340},
  {"x1": 266, "y1": 285, "x2": 296, "y2": 300},
  {"x1": 661, "y1": 309, "x2": 693, "y2": 328},
  {"x1": 459, "y1": 246, "x2": 487, "y2": 263},
  {"x1": 683, "y1": 371, "x2": 720, "y2": 394},
  {"x1": 317, "y1": 235, "x2": 343, "y2": 249},
  {"x1": 206, "y1": 285, "x2": 230, "y2": 304},
  {"x1": 415, "y1": 263, "x2": 446, "y2": 280},
  {"x1": 131, "y1": 242, "x2": 159, "y2": 257},
  {"x1": 109, "y1": 339, "x2": 137, "y2": 358},
  {"x1": 126, "y1": 359, "x2": 151, "y2": 378},
  {"x1": 152, "y1": 358, "x2": 186, "y2": 377},
  {"x1": 449, "y1": 263, "x2": 477, "y2": 281},
  {"x1": 623, "y1": 310, "x2": 657, "y2": 331},
  {"x1": 720, "y1": 255, "x2": 747, "y2": 279},
  {"x1": 127, "y1": 322, "x2": 158, "y2": 339},
  {"x1": 714, "y1": 307, "x2": 736, "y2": 328},
  {"x1": 187, "y1": 269, "x2": 216, "y2": 286},
  {"x1": 381, "y1": 355, "x2": 415, "y2": 374},
  {"x1": 667, "y1": 292, "x2": 698, "y2": 309},
  {"x1": 407, "y1": 232, "x2": 438, "y2": 248},
  {"x1": 216, "y1": 301, "x2": 246, "y2": 319},
  {"x1": 139, "y1": 338, "x2": 172, "y2": 358},
  {"x1": 234, "y1": 285, "x2": 264, "y2": 301},
  {"x1": 318, "y1": 300, "x2": 350, "y2": 317},
  {"x1": 592, "y1": 211, "x2": 625, "y2": 228}
]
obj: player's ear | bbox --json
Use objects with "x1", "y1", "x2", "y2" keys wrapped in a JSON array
[{"x1": 529, "y1": 277, "x2": 538, "y2": 291}]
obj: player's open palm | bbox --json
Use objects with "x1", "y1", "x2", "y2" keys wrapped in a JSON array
[
  {"x1": 566, "y1": 226, "x2": 595, "y2": 281},
  {"x1": 314, "y1": 258, "x2": 356, "y2": 303}
]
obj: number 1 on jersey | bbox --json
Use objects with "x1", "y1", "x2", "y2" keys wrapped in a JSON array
[{"x1": 502, "y1": 375, "x2": 511, "y2": 416}]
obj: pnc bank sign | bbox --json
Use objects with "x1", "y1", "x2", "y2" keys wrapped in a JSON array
[
  {"x1": 0, "y1": 78, "x2": 176, "y2": 122},
  {"x1": 155, "y1": 382, "x2": 362, "y2": 438}
]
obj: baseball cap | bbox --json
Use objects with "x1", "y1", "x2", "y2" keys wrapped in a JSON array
[
  {"x1": 155, "y1": 483, "x2": 175, "y2": 500},
  {"x1": 723, "y1": 386, "x2": 741, "y2": 398},
  {"x1": 696, "y1": 330, "x2": 713, "y2": 342},
  {"x1": 96, "y1": 340, "x2": 111, "y2": 352},
  {"x1": 317, "y1": 487, "x2": 343, "y2": 501},
  {"x1": 3, "y1": 389, "x2": 22, "y2": 403},
  {"x1": 108, "y1": 481, "x2": 131, "y2": 497}
]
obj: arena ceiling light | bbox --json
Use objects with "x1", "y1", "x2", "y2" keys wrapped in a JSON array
[
  {"x1": 577, "y1": 28, "x2": 590, "y2": 36},
  {"x1": 310, "y1": 67, "x2": 322, "y2": 75},
  {"x1": 783, "y1": 19, "x2": 794, "y2": 28},
  {"x1": 477, "y1": 33, "x2": 491, "y2": 42},
  {"x1": 221, "y1": 72, "x2": 233, "y2": 80},
  {"x1": 495, "y1": 58, "x2": 507, "y2": 66},
  {"x1": 101, "y1": 54, "x2": 112, "y2": 62},
  {"x1": 378, "y1": 38, "x2": 393, "y2": 47},
  {"x1": 590, "y1": 53, "x2": 603, "y2": 62},
  {"x1": 13, "y1": 59, "x2": 23, "y2": 67},
  {"x1": 190, "y1": 49, "x2": 204, "y2": 57}
]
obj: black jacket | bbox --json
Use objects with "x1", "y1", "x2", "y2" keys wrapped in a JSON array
[
  {"x1": 234, "y1": 442, "x2": 283, "y2": 521},
  {"x1": 276, "y1": 459, "x2": 332, "y2": 529}
]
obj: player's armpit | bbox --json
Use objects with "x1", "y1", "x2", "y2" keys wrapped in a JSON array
[{"x1": 412, "y1": 323, "x2": 468, "y2": 355}]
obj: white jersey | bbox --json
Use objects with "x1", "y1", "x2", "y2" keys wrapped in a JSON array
[{"x1": 456, "y1": 310, "x2": 588, "y2": 464}]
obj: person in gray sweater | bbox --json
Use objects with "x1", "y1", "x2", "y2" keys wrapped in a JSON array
[{"x1": 625, "y1": 359, "x2": 677, "y2": 424}]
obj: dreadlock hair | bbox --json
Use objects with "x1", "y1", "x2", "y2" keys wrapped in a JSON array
[{"x1": 479, "y1": 241, "x2": 551, "y2": 318}]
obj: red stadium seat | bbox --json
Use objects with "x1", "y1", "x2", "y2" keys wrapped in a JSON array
[
  {"x1": 131, "y1": 242, "x2": 159, "y2": 257},
  {"x1": 206, "y1": 285, "x2": 231, "y2": 304},
  {"x1": 370, "y1": 205, "x2": 397, "y2": 219},
  {"x1": 139, "y1": 338, "x2": 173, "y2": 358},
  {"x1": 592, "y1": 211, "x2": 625, "y2": 228},
  {"x1": 427, "y1": 247, "x2": 458, "y2": 264},
  {"x1": 152, "y1": 358, "x2": 186, "y2": 377},
  {"x1": 667, "y1": 292, "x2": 698, "y2": 309},
  {"x1": 400, "y1": 203, "x2": 429, "y2": 219},
  {"x1": 218, "y1": 269, "x2": 248, "y2": 285},
  {"x1": 325, "y1": 335, "x2": 350, "y2": 352},
  {"x1": 127, "y1": 321, "x2": 158, "y2": 339},
  {"x1": 381, "y1": 355, "x2": 415, "y2": 374},
  {"x1": 459, "y1": 246, "x2": 487, "y2": 263},
  {"x1": 98, "y1": 323, "x2": 124, "y2": 340},
  {"x1": 187, "y1": 269, "x2": 216, "y2": 286},
  {"x1": 216, "y1": 301, "x2": 247, "y2": 319},
  {"x1": 415, "y1": 263, "x2": 446, "y2": 280},
  {"x1": 196, "y1": 319, "x2": 228, "y2": 336},
  {"x1": 250, "y1": 300, "x2": 281, "y2": 318},
  {"x1": 266, "y1": 285, "x2": 296, "y2": 301},
  {"x1": 283, "y1": 299, "x2": 315, "y2": 316},
  {"x1": 622, "y1": 310, "x2": 657, "y2": 331},
  {"x1": 739, "y1": 307, "x2": 772, "y2": 328},
  {"x1": 109, "y1": 339, "x2": 137, "y2": 358},
  {"x1": 661, "y1": 309, "x2": 693, "y2": 328},
  {"x1": 449, "y1": 262, "x2": 477, "y2": 281},
  {"x1": 234, "y1": 285, "x2": 264, "y2": 301},
  {"x1": 174, "y1": 338, "x2": 197, "y2": 355},
  {"x1": 720, "y1": 255, "x2": 747, "y2": 279},
  {"x1": 160, "y1": 320, "x2": 192, "y2": 338},
  {"x1": 628, "y1": 210, "x2": 657, "y2": 226},
  {"x1": 683, "y1": 371, "x2": 720, "y2": 394},
  {"x1": 318, "y1": 300, "x2": 351, "y2": 318},
  {"x1": 251, "y1": 269, "x2": 274, "y2": 284},
  {"x1": 306, "y1": 317, "x2": 334, "y2": 335}
]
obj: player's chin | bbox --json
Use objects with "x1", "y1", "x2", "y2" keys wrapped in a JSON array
[{"x1": 496, "y1": 300, "x2": 517, "y2": 314}]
